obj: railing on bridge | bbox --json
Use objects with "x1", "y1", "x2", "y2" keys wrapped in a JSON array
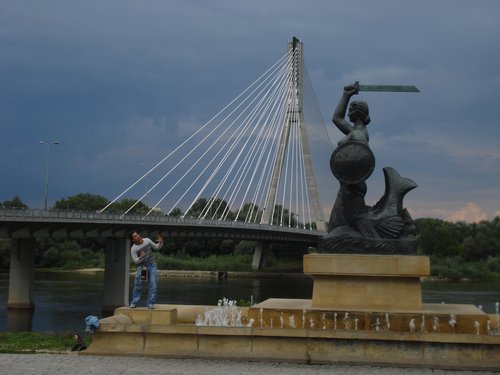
[{"x1": 0, "y1": 208, "x2": 324, "y2": 236}]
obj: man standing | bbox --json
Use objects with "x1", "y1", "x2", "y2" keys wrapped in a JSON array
[{"x1": 129, "y1": 231, "x2": 163, "y2": 309}]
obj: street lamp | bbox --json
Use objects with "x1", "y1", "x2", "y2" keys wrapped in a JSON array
[{"x1": 40, "y1": 141, "x2": 60, "y2": 210}]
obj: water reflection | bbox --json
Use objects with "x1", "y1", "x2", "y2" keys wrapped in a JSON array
[
  {"x1": 421, "y1": 279, "x2": 500, "y2": 311},
  {"x1": 6, "y1": 308, "x2": 34, "y2": 331},
  {"x1": 0, "y1": 271, "x2": 499, "y2": 332}
]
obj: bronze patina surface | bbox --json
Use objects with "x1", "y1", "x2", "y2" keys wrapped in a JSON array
[{"x1": 321, "y1": 82, "x2": 418, "y2": 254}]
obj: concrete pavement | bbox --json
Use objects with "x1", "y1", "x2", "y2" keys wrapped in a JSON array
[{"x1": 0, "y1": 353, "x2": 497, "y2": 375}]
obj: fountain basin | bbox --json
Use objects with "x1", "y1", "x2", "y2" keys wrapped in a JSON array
[{"x1": 84, "y1": 304, "x2": 500, "y2": 370}]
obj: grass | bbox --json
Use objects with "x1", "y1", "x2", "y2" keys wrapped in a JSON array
[
  {"x1": 0, "y1": 332, "x2": 91, "y2": 353},
  {"x1": 155, "y1": 253, "x2": 304, "y2": 273}
]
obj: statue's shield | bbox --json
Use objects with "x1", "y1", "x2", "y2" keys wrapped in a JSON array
[{"x1": 330, "y1": 141, "x2": 375, "y2": 184}]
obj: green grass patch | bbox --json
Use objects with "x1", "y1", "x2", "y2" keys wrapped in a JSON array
[
  {"x1": 155, "y1": 253, "x2": 303, "y2": 273},
  {"x1": 0, "y1": 332, "x2": 90, "y2": 353}
]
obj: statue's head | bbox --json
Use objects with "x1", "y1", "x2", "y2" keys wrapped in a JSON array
[{"x1": 349, "y1": 100, "x2": 370, "y2": 125}]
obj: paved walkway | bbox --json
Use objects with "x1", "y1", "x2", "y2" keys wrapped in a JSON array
[{"x1": 0, "y1": 353, "x2": 497, "y2": 375}]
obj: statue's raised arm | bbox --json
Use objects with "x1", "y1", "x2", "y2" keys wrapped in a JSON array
[
  {"x1": 332, "y1": 82, "x2": 370, "y2": 145},
  {"x1": 332, "y1": 82, "x2": 359, "y2": 135}
]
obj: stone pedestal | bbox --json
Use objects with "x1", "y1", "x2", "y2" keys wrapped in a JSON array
[{"x1": 303, "y1": 254, "x2": 430, "y2": 311}]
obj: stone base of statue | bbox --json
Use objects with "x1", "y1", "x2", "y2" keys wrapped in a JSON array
[{"x1": 304, "y1": 253, "x2": 428, "y2": 311}]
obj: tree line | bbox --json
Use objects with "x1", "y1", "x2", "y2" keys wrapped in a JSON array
[
  {"x1": 414, "y1": 217, "x2": 500, "y2": 280},
  {"x1": 1, "y1": 195, "x2": 499, "y2": 279}
]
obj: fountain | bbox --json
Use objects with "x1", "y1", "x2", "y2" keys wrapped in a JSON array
[
  {"x1": 409, "y1": 318, "x2": 415, "y2": 333},
  {"x1": 194, "y1": 298, "x2": 243, "y2": 327},
  {"x1": 84, "y1": 82, "x2": 500, "y2": 370},
  {"x1": 432, "y1": 317, "x2": 440, "y2": 333}
]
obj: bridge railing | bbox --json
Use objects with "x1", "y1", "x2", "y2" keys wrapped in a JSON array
[{"x1": 0, "y1": 208, "x2": 322, "y2": 235}]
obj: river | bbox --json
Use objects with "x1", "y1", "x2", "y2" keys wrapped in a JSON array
[{"x1": 0, "y1": 270, "x2": 498, "y2": 333}]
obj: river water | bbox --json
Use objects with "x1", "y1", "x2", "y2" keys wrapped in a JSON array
[{"x1": 0, "y1": 270, "x2": 498, "y2": 333}]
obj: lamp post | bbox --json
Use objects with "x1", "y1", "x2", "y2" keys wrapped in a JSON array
[{"x1": 40, "y1": 141, "x2": 60, "y2": 210}]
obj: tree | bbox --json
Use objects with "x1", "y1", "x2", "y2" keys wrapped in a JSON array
[
  {"x1": 109, "y1": 198, "x2": 150, "y2": 214},
  {"x1": 415, "y1": 217, "x2": 500, "y2": 261},
  {"x1": 271, "y1": 205, "x2": 298, "y2": 227},
  {"x1": 168, "y1": 208, "x2": 183, "y2": 217},
  {"x1": 234, "y1": 240, "x2": 257, "y2": 254},
  {"x1": 415, "y1": 218, "x2": 463, "y2": 257},
  {"x1": 54, "y1": 193, "x2": 108, "y2": 211},
  {"x1": 235, "y1": 203, "x2": 262, "y2": 223},
  {"x1": 462, "y1": 218, "x2": 500, "y2": 261},
  {"x1": 185, "y1": 198, "x2": 208, "y2": 218},
  {"x1": 1, "y1": 196, "x2": 28, "y2": 209},
  {"x1": 185, "y1": 198, "x2": 234, "y2": 220}
]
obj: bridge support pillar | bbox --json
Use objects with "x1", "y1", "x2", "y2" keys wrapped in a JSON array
[
  {"x1": 252, "y1": 241, "x2": 269, "y2": 270},
  {"x1": 103, "y1": 238, "x2": 130, "y2": 312},
  {"x1": 7, "y1": 239, "x2": 36, "y2": 309}
]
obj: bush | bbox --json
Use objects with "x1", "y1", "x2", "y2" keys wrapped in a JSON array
[
  {"x1": 430, "y1": 256, "x2": 464, "y2": 281},
  {"x1": 154, "y1": 253, "x2": 303, "y2": 273},
  {"x1": 39, "y1": 240, "x2": 104, "y2": 269},
  {"x1": 486, "y1": 256, "x2": 500, "y2": 273},
  {"x1": 429, "y1": 255, "x2": 498, "y2": 281},
  {"x1": 156, "y1": 253, "x2": 254, "y2": 271},
  {"x1": 463, "y1": 261, "x2": 492, "y2": 280}
]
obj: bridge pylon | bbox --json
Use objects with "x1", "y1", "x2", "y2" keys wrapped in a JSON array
[
  {"x1": 261, "y1": 37, "x2": 326, "y2": 231},
  {"x1": 254, "y1": 37, "x2": 326, "y2": 270}
]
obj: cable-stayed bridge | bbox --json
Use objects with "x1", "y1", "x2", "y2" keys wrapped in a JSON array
[
  {"x1": 2, "y1": 38, "x2": 338, "y2": 312},
  {"x1": 101, "y1": 37, "x2": 336, "y2": 232},
  {"x1": 0, "y1": 208, "x2": 320, "y2": 245}
]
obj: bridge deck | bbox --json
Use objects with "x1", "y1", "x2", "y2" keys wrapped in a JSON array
[{"x1": 0, "y1": 208, "x2": 322, "y2": 243}]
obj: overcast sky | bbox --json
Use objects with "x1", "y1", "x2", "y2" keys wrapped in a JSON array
[{"x1": 1, "y1": 0, "x2": 499, "y2": 222}]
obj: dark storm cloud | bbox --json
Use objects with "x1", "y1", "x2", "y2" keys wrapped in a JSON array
[{"x1": 1, "y1": 0, "x2": 499, "y2": 221}]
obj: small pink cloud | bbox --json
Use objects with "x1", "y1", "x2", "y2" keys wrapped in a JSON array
[{"x1": 445, "y1": 202, "x2": 487, "y2": 223}]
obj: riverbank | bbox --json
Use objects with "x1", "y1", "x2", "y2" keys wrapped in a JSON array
[
  {"x1": 158, "y1": 270, "x2": 309, "y2": 279},
  {"x1": 44, "y1": 267, "x2": 311, "y2": 279}
]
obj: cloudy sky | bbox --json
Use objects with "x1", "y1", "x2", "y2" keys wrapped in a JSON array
[{"x1": 1, "y1": 0, "x2": 499, "y2": 222}]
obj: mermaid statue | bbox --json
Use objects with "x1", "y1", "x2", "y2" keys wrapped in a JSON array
[{"x1": 319, "y1": 82, "x2": 417, "y2": 254}]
